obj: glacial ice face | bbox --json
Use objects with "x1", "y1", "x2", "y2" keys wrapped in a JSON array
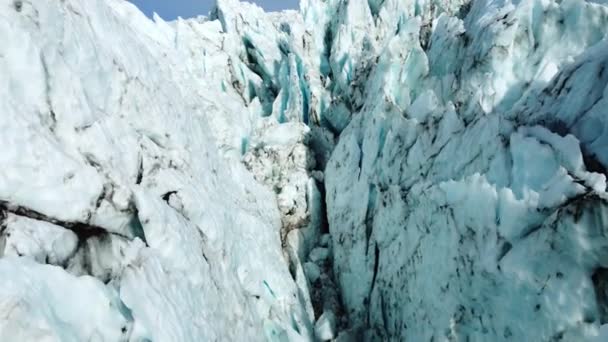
[
  {"x1": 322, "y1": 0, "x2": 608, "y2": 340},
  {"x1": 0, "y1": 0, "x2": 316, "y2": 340},
  {"x1": 2, "y1": 0, "x2": 608, "y2": 340}
]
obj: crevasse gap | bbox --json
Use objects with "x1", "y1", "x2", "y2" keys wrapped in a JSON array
[{"x1": 1, "y1": 0, "x2": 608, "y2": 341}]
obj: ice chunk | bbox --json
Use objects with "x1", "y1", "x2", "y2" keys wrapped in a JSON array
[
  {"x1": 314, "y1": 310, "x2": 337, "y2": 341},
  {"x1": 304, "y1": 262, "x2": 321, "y2": 283},
  {"x1": 0, "y1": 257, "x2": 132, "y2": 341},
  {"x1": 1, "y1": 214, "x2": 78, "y2": 266},
  {"x1": 309, "y1": 247, "x2": 330, "y2": 264}
]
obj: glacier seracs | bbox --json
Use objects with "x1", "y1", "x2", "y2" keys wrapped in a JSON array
[
  {"x1": 323, "y1": 0, "x2": 608, "y2": 340},
  {"x1": 1, "y1": 0, "x2": 608, "y2": 341},
  {"x1": 1, "y1": 0, "x2": 313, "y2": 340}
]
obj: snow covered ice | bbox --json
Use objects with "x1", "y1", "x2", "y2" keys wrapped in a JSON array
[{"x1": 1, "y1": 0, "x2": 608, "y2": 340}]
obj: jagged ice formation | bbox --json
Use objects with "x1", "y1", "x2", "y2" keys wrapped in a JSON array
[{"x1": 2, "y1": 0, "x2": 608, "y2": 340}]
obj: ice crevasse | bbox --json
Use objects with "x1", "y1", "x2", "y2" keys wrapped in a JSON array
[{"x1": 2, "y1": 0, "x2": 608, "y2": 340}]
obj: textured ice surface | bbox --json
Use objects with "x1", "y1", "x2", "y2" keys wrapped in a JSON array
[
  {"x1": 0, "y1": 257, "x2": 132, "y2": 341},
  {"x1": 0, "y1": 0, "x2": 313, "y2": 340},
  {"x1": 2, "y1": 0, "x2": 608, "y2": 340},
  {"x1": 321, "y1": 0, "x2": 608, "y2": 339}
]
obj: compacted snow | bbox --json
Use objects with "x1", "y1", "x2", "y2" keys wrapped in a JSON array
[{"x1": 1, "y1": 0, "x2": 608, "y2": 340}]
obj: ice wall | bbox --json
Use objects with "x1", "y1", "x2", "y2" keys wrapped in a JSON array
[
  {"x1": 0, "y1": 0, "x2": 316, "y2": 340},
  {"x1": 321, "y1": 0, "x2": 608, "y2": 340}
]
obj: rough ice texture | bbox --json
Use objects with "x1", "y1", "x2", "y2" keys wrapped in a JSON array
[
  {"x1": 2, "y1": 0, "x2": 608, "y2": 341},
  {"x1": 0, "y1": 0, "x2": 314, "y2": 340},
  {"x1": 321, "y1": 0, "x2": 608, "y2": 340}
]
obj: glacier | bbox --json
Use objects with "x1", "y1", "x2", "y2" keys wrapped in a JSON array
[{"x1": 1, "y1": 0, "x2": 608, "y2": 340}]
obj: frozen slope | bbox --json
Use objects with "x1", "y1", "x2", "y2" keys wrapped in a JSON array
[{"x1": 2, "y1": 0, "x2": 608, "y2": 341}]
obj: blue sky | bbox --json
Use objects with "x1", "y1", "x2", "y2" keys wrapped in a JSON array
[{"x1": 128, "y1": 0, "x2": 299, "y2": 20}]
